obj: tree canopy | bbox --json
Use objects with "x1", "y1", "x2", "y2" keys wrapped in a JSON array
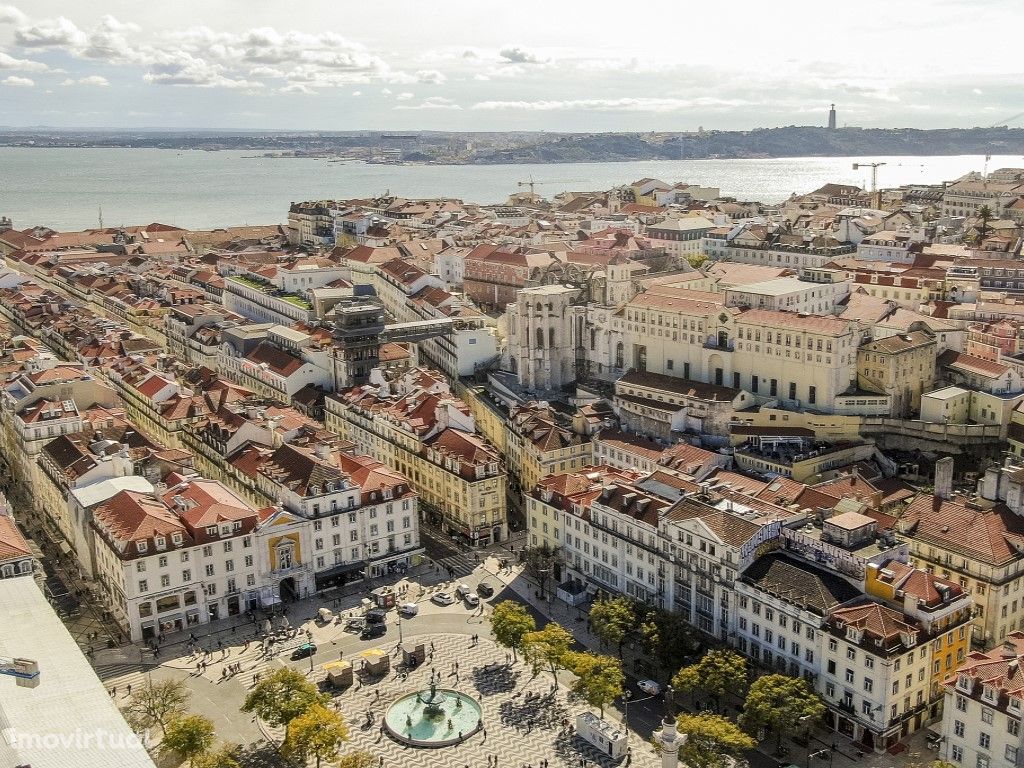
[
  {"x1": 282, "y1": 704, "x2": 350, "y2": 768},
  {"x1": 121, "y1": 678, "x2": 190, "y2": 736},
  {"x1": 672, "y1": 649, "x2": 748, "y2": 711},
  {"x1": 241, "y1": 667, "x2": 329, "y2": 741},
  {"x1": 589, "y1": 596, "x2": 637, "y2": 657},
  {"x1": 193, "y1": 744, "x2": 241, "y2": 768},
  {"x1": 521, "y1": 544, "x2": 562, "y2": 598},
  {"x1": 564, "y1": 651, "x2": 624, "y2": 717},
  {"x1": 161, "y1": 714, "x2": 216, "y2": 768},
  {"x1": 676, "y1": 712, "x2": 756, "y2": 768},
  {"x1": 741, "y1": 674, "x2": 825, "y2": 753},
  {"x1": 522, "y1": 622, "x2": 574, "y2": 689},
  {"x1": 489, "y1": 600, "x2": 537, "y2": 662},
  {"x1": 336, "y1": 750, "x2": 378, "y2": 768}
]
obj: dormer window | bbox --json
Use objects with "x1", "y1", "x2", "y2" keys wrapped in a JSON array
[
  {"x1": 984, "y1": 685, "x2": 998, "y2": 702},
  {"x1": 326, "y1": 482, "x2": 335, "y2": 492},
  {"x1": 154, "y1": 536, "x2": 166, "y2": 550},
  {"x1": 207, "y1": 526, "x2": 217, "y2": 536},
  {"x1": 172, "y1": 532, "x2": 183, "y2": 545},
  {"x1": 136, "y1": 541, "x2": 147, "y2": 553},
  {"x1": 958, "y1": 674, "x2": 972, "y2": 692},
  {"x1": 310, "y1": 485, "x2": 320, "y2": 496},
  {"x1": 845, "y1": 627, "x2": 863, "y2": 644},
  {"x1": 233, "y1": 521, "x2": 241, "y2": 531},
  {"x1": 901, "y1": 631, "x2": 917, "y2": 648},
  {"x1": 383, "y1": 489, "x2": 392, "y2": 500}
]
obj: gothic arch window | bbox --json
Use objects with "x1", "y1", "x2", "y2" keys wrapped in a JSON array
[
  {"x1": 536, "y1": 328, "x2": 545, "y2": 349},
  {"x1": 549, "y1": 328, "x2": 556, "y2": 347},
  {"x1": 615, "y1": 341, "x2": 624, "y2": 369}
]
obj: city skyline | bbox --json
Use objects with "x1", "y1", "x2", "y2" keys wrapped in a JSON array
[{"x1": 0, "y1": 0, "x2": 1023, "y2": 131}]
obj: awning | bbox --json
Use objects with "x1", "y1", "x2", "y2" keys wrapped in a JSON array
[
  {"x1": 323, "y1": 661, "x2": 351, "y2": 672},
  {"x1": 361, "y1": 648, "x2": 386, "y2": 658}
]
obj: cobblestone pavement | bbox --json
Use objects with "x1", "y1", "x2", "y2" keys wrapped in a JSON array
[{"x1": 264, "y1": 634, "x2": 661, "y2": 768}]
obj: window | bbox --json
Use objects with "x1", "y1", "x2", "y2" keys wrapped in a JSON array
[
  {"x1": 182, "y1": 569, "x2": 191, "y2": 581},
  {"x1": 864, "y1": 678, "x2": 873, "y2": 693},
  {"x1": 981, "y1": 708, "x2": 994, "y2": 725},
  {"x1": 205, "y1": 564, "x2": 215, "y2": 577},
  {"x1": 954, "y1": 720, "x2": 965, "y2": 738},
  {"x1": 1006, "y1": 746, "x2": 1019, "y2": 764},
  {"x1": 979, "y1": 732, "x2": 990, "y2": 750},
  {"x1": 827, "y1": 660, "x2": 836, "y2": 674},
  {"x1": 158, "y1": 555, "x2": 167, "y2": 568},
  {"x1": 828, "y1": 638, "x2": 837, "y2": 651},
  {"x1": 244, "y1": 555, "x2": 253, "y2": 568},
  {"x1": 160, "y1": 575, "x2": 170, "y2": 588},
  {"x1": 845, "y1": 669, "x2": 854, "y2": 683},
  {"x1": 1009, "y1": 719, "x2": 1020, "y2": 736},
  {"x1": 846, "y1": 648, "x2": 856, "y2": 660},
  {"x1": 136, "y1": 561, "x2": 146, "y2": 573},
  {"x1": 138, "y1": 579, "x2": 148, "y2": 593},
  {"x1": 951, "y1": 746, "x2": 962, "y2": 763},
  {"x1": 864, "y1": 657, "x2": 874, "y2": 669}
]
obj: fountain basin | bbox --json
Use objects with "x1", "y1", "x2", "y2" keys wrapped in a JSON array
[{"x1": 383, "y1": 687, "x2": 483, "y2": 748}]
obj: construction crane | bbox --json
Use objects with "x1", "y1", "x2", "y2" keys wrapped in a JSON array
[
  {"x1": 516, "y1": 176, "x2": 577, "y2": 198},
  {"x1": 0, "y1": 656, "x2": 39, "y2": 688},
  {"x1": 853, "y1": 161, "x2": 886, "y2": 193}
]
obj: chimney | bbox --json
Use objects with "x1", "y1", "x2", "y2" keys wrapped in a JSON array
[{"x1": 935, "y1": 456, "x2": 954, "y2": 501}]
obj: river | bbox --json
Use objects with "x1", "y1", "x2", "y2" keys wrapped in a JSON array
[{"x1": 1, "y1": 148, "x2": 1020, "y2": 231}]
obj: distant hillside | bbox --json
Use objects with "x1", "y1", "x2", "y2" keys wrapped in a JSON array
[
  {"x1": 467, "y1": 126, "x2": 1024, "y2": 164},
  {"x1": 3, "y1": 126, "x2": 1024, "y2": 164}
]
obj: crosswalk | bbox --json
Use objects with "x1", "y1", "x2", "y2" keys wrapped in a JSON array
[{"x1": 430, "y1": 550, "x2": 480, "y2": 581}]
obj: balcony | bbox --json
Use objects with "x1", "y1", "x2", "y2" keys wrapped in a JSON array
[
  {"x1": 703, "y1": 337, "x2": 735, "y2": 352},
  {"x1": 264, "y1": 562, "x2": 311, "y2": 579}
]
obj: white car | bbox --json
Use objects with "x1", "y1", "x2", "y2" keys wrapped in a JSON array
[
  {"x1": 638, "y1": 679, "x2": 661, "y2": 696},
  {"x1": 463, "y1": 592, "x2": 480, "y2": 607},
  {"x1": 431, "y1": 592, "x2": 455, "y2": 606},
  {"x1": 398, "y1": 602, "x2": 419, "y2": 617}
]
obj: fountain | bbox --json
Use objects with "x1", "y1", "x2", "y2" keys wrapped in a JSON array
[{"x1": 383, "y1": 680, "x2": 483, "y2": 748}]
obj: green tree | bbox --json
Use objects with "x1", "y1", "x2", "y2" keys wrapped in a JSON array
[
  {"x1": 336, "y1": 750, "x2": 377, "y2": 768},
  {"x1": 521, "y1": 544, "x2": 562, "y2": 599},
  {"x1": 489, "y1": 600, "x2": 537, "y2": 663},
  {"x1": 564, "y1": 652, "x2": 624, "y2": 717},
  {"x1": 193, "y1": 744, "x2": 241, "y2": 768},
  {"x1": 282, "y1": 704, "x2": 349, "y2": 768},
  {"x1": 978, "y1": 204, "x2": 994, "y2": 240},
  {"x1": 741, "y1": 674, "x2": 825, "y2": 754},
  {"x1": 241, "y1": 667, "x2": 329, "y2": 743},
  {"x1": 676, "y1": 712, "x2": 756, "y2": 768},
  {"x1": 646, "y1": 609, "x2": 698, "y2": 672},
  {"x1": 589, "y1": 595, "x2": 637, "y2": 658},
  {"x1": 161, "y1": 714, "x2": 216, "y2": 768},
  {"x1": 522, "y1": 622, "x2": 573, "y2": 689},
  {"x1": 672, "y1": 649, "x2": 748, "y2": 712},
  {"x1": 122, "y1": 678, "x2": 190, "y2": 736}
]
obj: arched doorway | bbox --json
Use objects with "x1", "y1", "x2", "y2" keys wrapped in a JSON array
[
  {"x1": 279, "y1": 577, "x2": 297, "y2": 603},
  {"x1": 707, "y1": 353, "x2": 725, "y2": 386}
]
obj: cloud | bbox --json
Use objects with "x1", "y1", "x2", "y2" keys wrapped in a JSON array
[
  {"x1": 394, "y1": 96, "x2": 461, "y2": 110},
  {"x1": 395, "y1": 91, "x2": 414, "y2": 100},
  {"x1": 414, "y1": 69, "x2": 445, "y2": 84},
  {"x1": 0, "y1": 4, "x2": 26, "y2": 25},
  {"x1": 351, "y1": 90, "x2": 361, "y2": 96},
  {"x1": 143, "y1": 51, "x2": 262, "y2": 89},
  {"x1": 1, "y1": 74, "x2": 33, "y2": 87},
  {"x1": 471, "y1": 97, "x2": 752, "y2": 112},
  {"x1": 61, "y1": 75, "x2": 109, "y2": 86},
  {"x1": 15, "y1": 16, "x2": 88, "y2": 48},
  {"x1": 0, "y1": 51, "x2": 48, "y2": 71},
  {"x1": 499, "y1": 46, "x2": 543, "y2": 65}
]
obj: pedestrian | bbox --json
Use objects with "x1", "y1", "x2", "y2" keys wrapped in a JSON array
[
  {"x1": 253, "y1": 673, "x2": 258, "y2": 685},
  {"x1": 126, "y1": 684, "x2": 131, "y2": 696}
]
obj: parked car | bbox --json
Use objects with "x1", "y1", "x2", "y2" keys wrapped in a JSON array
[
  {"x1": 476, "y1": 582, "x2": 495, "y2": 598},
  {"x1": 365, "y1": 608, "x2": 387, "y2": 625},
  {"x1": 398, "y1": 602, "x2": 419, "y2": 617},
  {"x1": 432, "y1": 592, "x2": 455, "y2": 606},
  {"x1": 291, "y1": 642, "x2": 317, "y2": 660},
  {"x1": 455, "y1": 583, "x2": 472, "y2": 599},
  {"x1": 637, "y1": 679, "x2": 660, "y2": 695},
  {"x1": 360, "y1": 623, "x2": 387, "y2": 640},
  {"x1": 463, "y1": 591, "x2": 480, "y2": 607}
]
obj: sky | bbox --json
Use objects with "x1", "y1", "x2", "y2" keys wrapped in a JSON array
[{"x1": 0, "y1": 0, "x2": 1023, "y2": 132}]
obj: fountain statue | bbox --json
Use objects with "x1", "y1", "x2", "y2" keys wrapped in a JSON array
[{"x1": 384, "y1": 683, "x2": 484, "y2": 747}]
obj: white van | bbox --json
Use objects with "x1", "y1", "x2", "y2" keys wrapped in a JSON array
[{"x1": 455, "y1": 584, "x2": 472, "y2": 599}]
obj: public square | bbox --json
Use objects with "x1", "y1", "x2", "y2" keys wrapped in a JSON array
[{"x1": 93, "y1": 552, "x2": 663, "y2": 768}]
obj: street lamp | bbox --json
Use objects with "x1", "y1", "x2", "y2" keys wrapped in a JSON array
[{"x1": 622, "y1": 690, "x2": 633, "y2": 735}]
